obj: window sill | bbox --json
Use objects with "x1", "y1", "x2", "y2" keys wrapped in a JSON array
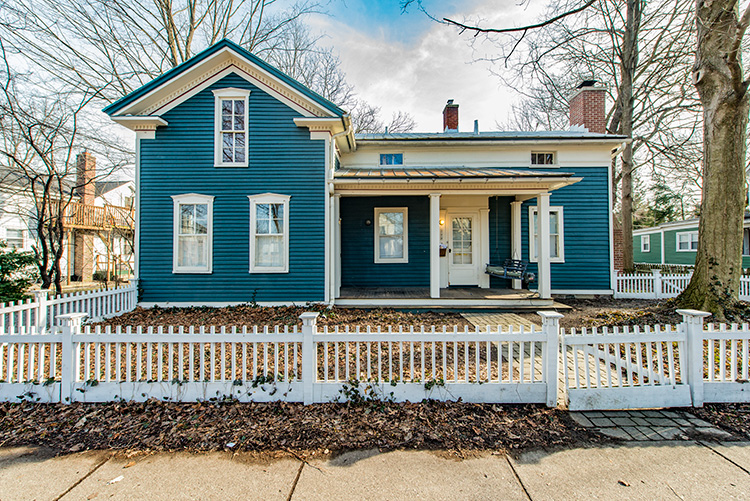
[
  {"x1": 215, "y1": 164, "x2": 249, "y2": 168},
  {"x1": 530, "y1": 258, "x2": 565, "y2": 264},
  {"x1": 529, "y1": 164, "x2": 560, "y2": 169},
  {"x1": 249, "y1": 269, "x2": 289, "y2": 274},
  {"x1": 173, "y1": 269, "x2": 213, "y2": 274},
  {"x1": 675, "y1": 249, "x2": 697, "y2": 252},
  {"x1": 374, "y1": 259, "x2": 409, "y2": 264}
]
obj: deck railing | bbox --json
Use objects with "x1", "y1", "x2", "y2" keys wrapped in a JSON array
[{"x1": 45, "y1": 200, "x2": 134, "y2": 230}]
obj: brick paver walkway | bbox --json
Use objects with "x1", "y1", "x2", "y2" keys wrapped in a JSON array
[{"x1": 570, "y1": 409, "x2": 735, "y2": 441}]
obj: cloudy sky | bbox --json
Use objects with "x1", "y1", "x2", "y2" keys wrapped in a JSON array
[{"x1": 309, "y1": 0, "x2": 547, "y2": 132}]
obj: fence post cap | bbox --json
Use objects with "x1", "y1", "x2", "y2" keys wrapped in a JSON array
[
  {"x1": 57, "y1": 312, "x2": 88, "y2": 326},
  {"x1": 32, "y1": 289, "x2": 50, "y2": 298},
  {"x1": 675, "y1": 309, "x2": 712, "y2": 318},
  {"x1": 299, "y1": 311, "x2": 320, "y2": 325},
  {"x1": 537, "y1": 311, "x2": 564, "y2": 320}
]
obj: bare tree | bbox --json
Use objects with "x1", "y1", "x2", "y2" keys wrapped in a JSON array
[
  {"x1": 0, "y1": 46, "x2": 128, "y2": 294},
  {"x1": 678, "y1": 1, "x2": 750, "y2": 317}
]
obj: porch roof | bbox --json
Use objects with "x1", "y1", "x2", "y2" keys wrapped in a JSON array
[{"x1": 334, "y1": 167, "x2": 575, "y2": 180}]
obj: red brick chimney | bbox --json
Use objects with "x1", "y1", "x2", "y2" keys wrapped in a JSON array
[
  {"x1": 569, "y1": 81, "x2": 607, "y2": 134},
  {"x1": 443, "y1": 99, "x2": 459, "y2": 132},
  {"x1": 76, "y1": 151, "x2": 96, "y2": 205}
]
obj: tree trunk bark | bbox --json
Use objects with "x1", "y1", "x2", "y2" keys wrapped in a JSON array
[
  {"x1": 620, "y1": 0, "x2": 643, "y2": 272},
  {"x1": 678, "y1": 1, "x2": 750, "y2": 318}
]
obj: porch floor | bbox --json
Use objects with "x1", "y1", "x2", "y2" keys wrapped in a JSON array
[{"x1": 335, "y1": 287, "x2": 558, "y2": 309}]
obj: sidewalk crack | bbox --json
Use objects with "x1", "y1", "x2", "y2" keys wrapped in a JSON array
[
  {"x1": 505, "y1": 454, "x2": 533, "y2": 500},
  {"x1": 697, "y1": 441, "x2": 750, "y2": 476},
  {"x1": 54, "y1": 453, "x2": 112, "y2": 500},
  {"x1": 286, "y1": 461, "x2": 304, "y2": 501}
]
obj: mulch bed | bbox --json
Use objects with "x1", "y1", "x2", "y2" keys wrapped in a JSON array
[
  {"x1": 0, "y1": 400, "x2": 603, "y2": 455},
  {"x1": 96, "y1": 305, "x2": 472, "y2": 329},
  {"x1": 690, "y1": 403, "x2": 750, "y2": 439}
]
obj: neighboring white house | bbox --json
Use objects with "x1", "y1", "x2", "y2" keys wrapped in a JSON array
[{"x1": 0, "y1": 154, "x2": 135, "y2": 283}]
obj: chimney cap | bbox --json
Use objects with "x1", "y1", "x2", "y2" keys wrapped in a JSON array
[
  {"x1": 577, "y1": 79, "x2": 598, "y2": 89},
  {"x1": 445, "y1": 99, "x2": 457, "y2": 106}
]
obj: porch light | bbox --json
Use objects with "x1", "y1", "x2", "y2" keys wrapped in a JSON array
[{"x1": 439, "y1": 218, "x2": 445, "y2": 226}]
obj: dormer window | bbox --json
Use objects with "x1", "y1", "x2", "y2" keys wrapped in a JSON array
[
  {"x1": 213, "y1": 88, "x2": 250, "y2": 167},
  {"x1": 380, "y1": 153, "x2": 403, "y2": 166},
  {"x1": 531, "y1": 152, "x2": 556, "y2": 166}
]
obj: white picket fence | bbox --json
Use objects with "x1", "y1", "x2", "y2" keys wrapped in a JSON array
[
  {"x1": 0, "y1": 284, "x2": 138, "y2": 334},
  {"x1": 615, "y1": 270, "x2": 750, "y2": 300},
  {"x1": 0, "y1": 312, "x2": 562, "y2": 405}
]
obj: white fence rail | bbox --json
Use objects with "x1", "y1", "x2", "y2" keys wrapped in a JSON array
[
  {"x1": 0, "y1": 311, "x2": 562, "y2": 405},
  {"x1": 0, "y1": 284, "x2": 137, "y2": 334},
  {"x1": 615, "y1": 270, "x2": 750, "y2": 300}
]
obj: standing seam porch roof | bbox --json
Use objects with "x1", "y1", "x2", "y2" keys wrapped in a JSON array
[{"x1": 334, "y1": 167, "x2": 576, "y2": 179}]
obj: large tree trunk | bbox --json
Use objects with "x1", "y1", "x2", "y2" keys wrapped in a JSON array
[
  {"x1": 620, "y1": 0, "x2": 643, "y2": 272},
  {"x1": 678, "y1": 1, "x2": 750, "y2": 318}
]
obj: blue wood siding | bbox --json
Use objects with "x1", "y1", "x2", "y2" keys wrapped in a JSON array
[
  {"x1": 519, "y1": 167, "x2": 612, "y2": 291},
  {"x1": 139, "y1": 73, "x2": 326, "y2": 303},
  {"x1": 489, "y1": 196, "x2": 514, "y2": 288},
  {"x1": 340, "y1": 196, "x2": 429, "y2": 287}
]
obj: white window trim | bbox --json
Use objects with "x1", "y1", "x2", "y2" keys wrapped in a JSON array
[
  {"x1": 171, "y1": 193, "x2": 214, "y2": 274},
  {"x1": 379, "y1": 152, "x2": 405, "y2": 166},
  {"x1": 213, "y1": 87, "x2": 250, "y2": 168},
  {"x1": 530, "y1": 151, "x2": 559, "y2": 168},
  {"x1": 676, "y1": 230, "x2": 698, "y2": 252},
  {"x1": 641, "y1": 234, "x2": 651, "y2": 253},
  {"x1": 374, "y1": 207, "x2": 409, "y2": 264},
  {"x1": 528, "y1": 205, "x2": 565, "y2": 263},
  {"x1": 249, "y1": 193, "x2": 290, "y2": 274}
]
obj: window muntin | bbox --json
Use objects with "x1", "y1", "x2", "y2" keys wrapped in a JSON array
[
  {"x1": 172, "y1": 194, "x2": 213, "y2": 273},
  {"x1": 529, "y1": 206, "x2": 564, "y2": 263},
  {"x1": 5, "y1": 229, "x2": 24, "y2": 249},
  {"x1": 641, "y1": 234, "x2": 650, "y2": 253},
  {"x1": 676, "y1": 231, "x2": 698, "y2": 251},
  {"x1": 249, "y1": 194, "x2": 290, "y2": 273},
  {"x1": 213, "y1": 88, "x2": 250, "y2": 167},
  {"x1": 531, "y1": 152, "x2": 556, "y2": 165},
  {"x1": 374, "y1": 207, "x2": 408, "y2": 263},
  {"x1": 380, "y1": 153, "x2": 403, "y2": 166}
]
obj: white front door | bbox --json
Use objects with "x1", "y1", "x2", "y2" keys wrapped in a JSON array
[{"x1": 448, "y1": 213, "x2": 479, "y2": 286}]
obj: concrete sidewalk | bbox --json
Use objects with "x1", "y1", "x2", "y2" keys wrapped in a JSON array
[{"x1": 1, "y1": 441, "x2": 749, "y2": 500}]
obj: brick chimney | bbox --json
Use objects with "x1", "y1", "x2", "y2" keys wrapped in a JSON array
[
  {"x1": 443, "y1": 99, "x2": 459, "y2": 132},
  {"x1": 76, "y1": 151, "x2": 96, "y2": 205},
  {"x1": 569, "y1": 80, "x2": 607, "y2": 134}
]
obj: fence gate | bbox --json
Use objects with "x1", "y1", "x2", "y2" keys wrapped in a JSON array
[{"x1": 561, "y1": 324, "x2": 693, "y2": 411}]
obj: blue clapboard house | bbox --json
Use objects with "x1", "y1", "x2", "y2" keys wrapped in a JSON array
[{"x1": 104, "y1": 40, "x2": 627, "y2": 308}]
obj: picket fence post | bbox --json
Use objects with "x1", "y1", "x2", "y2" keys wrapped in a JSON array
[
  {"x1": 538, "y1": 311, "x2": 564, "y2": 407},
  {"x1": 677, "y1": 309, "x2": 711, "y2": 408},
  {"x1": 652, "y1": 269, "x2": 662, "y2": 299},
  {"x1": 58, "y1": 313, "x2": 87, "y2": 405},
  {"x1": 32, "y1": 289, "x2": 50, "y2": 333},
  {"x1": 300, "y1": 312, "x2": 319, "y2": 405}
]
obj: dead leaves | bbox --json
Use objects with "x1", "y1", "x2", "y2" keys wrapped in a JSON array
[{"x1": 0, "y1": 400, "x2": 599, "y2": 455}]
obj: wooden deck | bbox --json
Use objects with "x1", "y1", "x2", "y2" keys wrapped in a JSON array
[{"x1": 335, "y1": 287, "x2": 556, "y2": 309}]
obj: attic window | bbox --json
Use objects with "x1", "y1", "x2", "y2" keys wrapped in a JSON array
[
  {"x1": 213, "y1": 88, "x2": 250, "y2": 167},
  {"x1": 380, "y1": 153, "x2": 403, "y2": 166},
  {"x1": 531, "y1": 152, "x2": 556, "y2": 166}
]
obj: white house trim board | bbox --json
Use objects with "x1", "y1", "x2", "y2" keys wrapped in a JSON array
[
  {"x1": 171, "y1": 194, "x2": 214, "y2": 274},
  {"x1": 248, "y1": 193, "x2": 290, "y2": 274},
  {"x1": 536, "y1": 193, "x2": 551, "y2": 299}
]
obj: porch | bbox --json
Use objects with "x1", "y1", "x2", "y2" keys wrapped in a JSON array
[
  {"x1": 335, "y1": 287, "x2": 554, "y2": 308},
  {"x1": 330, "y1": 167, "x2": 581, "y2": 307}
]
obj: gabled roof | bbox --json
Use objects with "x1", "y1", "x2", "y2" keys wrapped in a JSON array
[
  {"x1": 95, "y1": 180, "x2": 132, "y2": 197},
  {"x1": 103, "y1": 39, "x2": 345, "y2": 118}
]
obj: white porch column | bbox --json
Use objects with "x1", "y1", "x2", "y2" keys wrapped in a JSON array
[
  {"x1": 479, "y1": 208, "x2": 490, "y2": 288},
  {"x1": 334, "y1": 194, "x2": 341, "y2": 299},
  {"x1": 511, "y1": 201, "x2": 523, "y2": 290},
  {"x1": 537, "y1": 193, "x2": 551, "y2": 299},
  {"x1": 429, "y1": 193, "x2": 441, "y2": 298}
]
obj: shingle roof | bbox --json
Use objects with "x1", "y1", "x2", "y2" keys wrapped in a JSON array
[{"x1": 335, "y1": 167, "x2": 575, "y2": 179}]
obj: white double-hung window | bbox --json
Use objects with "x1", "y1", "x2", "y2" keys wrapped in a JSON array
[
  {"x1": 172, "y1": 194, "x2": 214, "y2": 274},
  {"x1": 676, "y1": 231, "x2": 698, "y2": 251},
  {"x1": 249, "y1": 194, "x2": 290, "y2": 273},
  {"x1": 213, "y1": 88, "x2": 250, "y2": 167},
  {"x1": 529, "y1": 206, "x2": 564, "y2": 263},
  {"x1": 374, "y1": 207, "x2": 408, "y2": 263}
]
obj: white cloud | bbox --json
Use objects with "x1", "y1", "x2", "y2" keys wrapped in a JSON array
[{"x1": 311, "y1": 1, "x2": 548, "y2": 132}]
